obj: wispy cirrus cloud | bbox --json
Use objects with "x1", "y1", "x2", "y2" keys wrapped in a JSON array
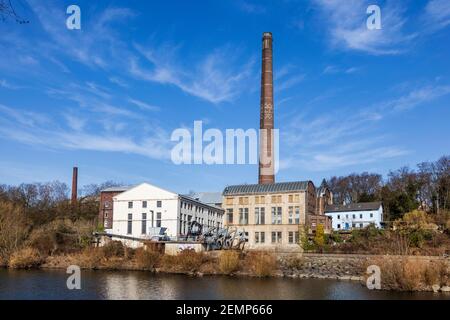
[
  {"x1": 131, "y1": 44, "x2": 255, "y2": 104},
  {"x1": 0, "y1": 104, "x2": 172, "y2": 161},
  {"x1": 128, "y1": 98, "x2": 160, "y2": 112},
  {"x1": 238, "y1": 1, "x2": 267, "y2": 14},
  {"x1": 280, "y1": 82, "x2": 450, "y2": 172},
  {"x1": 312, "y1": 0, "x2": 415, "y2": 55},
  {"x1": 423, "y1": 0, "x2": 450, "y2": 30}
]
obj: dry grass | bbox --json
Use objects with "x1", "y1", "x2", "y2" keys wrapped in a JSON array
[
  {"x1": 218, "y1": 250, "x2": 240, "y2": 274},
  {"x1": 134, "y1": 248, "x2": 161, "y2": 270},
  {"x1": 160, "y1": 250, "x2": 208, "y2": 273},
  {"x1": 244, "y1": 251, "x2": 277, "y2": 277},
  {"x1": 369, "y1": 257, "x2": 449, "y2": 291},
  {"x1": 8, "y1": 248, "x2": 43, "y2": 269}
]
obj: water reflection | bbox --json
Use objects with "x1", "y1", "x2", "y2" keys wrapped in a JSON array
[{"x1": 0, "y1": 269, "x2": 448, "y2": 300}]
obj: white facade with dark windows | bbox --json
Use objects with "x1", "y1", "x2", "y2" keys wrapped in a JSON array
[
  {"x1": 108, "y1": 183, "x2": 224, "y2": 247},
  {"x1": 325, "y1": 202, "x2": 383, "y2": 231}
]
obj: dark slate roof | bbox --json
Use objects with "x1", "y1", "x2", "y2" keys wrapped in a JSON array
[
  {"x1": 185, "y1": 192, "x2": 223, "y2": 205},
  {"x1": 325, "y1": 202, "x2": 382, "y2": 213},
  {"x1": 223, "y1": 181, "x2": 311, "y2": 196}
]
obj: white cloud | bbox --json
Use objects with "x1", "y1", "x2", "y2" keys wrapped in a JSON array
[
  {"x1": 424, "y1": 0, "x2": 450, "y2": 30},
  {"x1": 128, "y1": 98, "x2": 160, "y2": 112},
  {"x1": 312, "y1": 0, "x2": 415, "y2": 55},
  {"x1": 131, "y1": 44, "x2": 255, "y2": 104}
]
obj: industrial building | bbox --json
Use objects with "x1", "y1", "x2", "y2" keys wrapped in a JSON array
[{"x1": 99, "y1": 183, "x2": 224, "y2": 246}]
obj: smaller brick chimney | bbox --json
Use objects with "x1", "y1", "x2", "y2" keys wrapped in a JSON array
[{"x1": 71, "y1": 167, "x2": 78, "y2": 206}]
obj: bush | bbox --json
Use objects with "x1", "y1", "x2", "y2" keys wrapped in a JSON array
[
  {"x1": 246, "y1": 252, "x2": 277, "y2": 277},
  {"x1": 369, "y1": 257, "x2": 449, "y2": 291},
  {"x1": 134, "y1": 248, "x2": 160, "y2": 270},
  {"x1": 9, "y1": 248, "x2": 43, "y2": 269},
  {"x1": 176, "y1": 250, "x2": 205, "y2": 272},
  {"x1": 218, "y1": 250, "x2": 240, "y2": 274},
  {"x1": 101, "y1": 241, "x2": 125, "y2": 258}
]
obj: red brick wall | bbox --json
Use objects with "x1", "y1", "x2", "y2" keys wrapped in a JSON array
[{"x1": 99, "y1": 191, "x2": 123, "y2": 229}]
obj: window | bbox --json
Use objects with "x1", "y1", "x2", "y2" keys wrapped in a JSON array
[
  {"x1": 142, "y1": 201, "x2": 147, "y2": 208},
  {"x1": 260, "y1": 232, "x2": 265, "y2": 243},
  {"x1": 156, "y1": 212, "x2": 162, "y2": 227},
  {"x1": 352, "y1": 223, "x2": 356, "y2": 228},
  {"x1": 260, "y1": 196, "x2": 265, "y2": 204},
  {"x1": 141, "y1": 213, "x2": 147, "y2": 234},
  {"x1": 370, "y1": 213, "x2": 373, "y2": 218},
  {"x1": 288, "y1": 231, "x2": 299, "y2": 244},
  {"x1": 157, "y1": 201, "x2": 162, "y2": 208},
  {"x1": 337, "y1": 224, "x2": 341, "y2": 229},
  {"x1": 226, "y1": 208, "x2": 233, "y2": 224},
  {"x1": 128, "y1": 202, "x2": 133, "y2": 209},
  {"x1": 294, "y1": 194, "x2": 299, "y2": 202},
  {"x1": 288, "y1": 195, "x2": 293, "y2": 203},
  {"x1": 255, "y1": 207, "x2": 265, "y2": 225},
  {"x1": 352, "y1": 214, "x2": 356, "y2": 219},
  {"x1": 239, "y1": 208, "x2": 248, "y2": 224},
  {"x1": 360, "y1": 214, "x2": 363, "y2": 219},
  {"x1": 337, "y1": 215, "x2": 340, "y2": 219},
  {"x1": 127, "y1": 214, "x2": 132, "y2": 234},
  {"x1": 360, "y1": 223, "x2": 363, "y2": 228},
  {"x1": 271, "y1": 195, "x2": 282, "y2": 203},
  {"x1": 226, "y1": 197, "x2": 233, "y2": 205},
  {"x1": 288, "y1": 206, "x2": 293, "y2": 224},
  {"x1": 255, "y1": 232, "x2": 260, "y2": 244},
  {"x1": 271, "y1": 231, "x2": 282, "y2": 243},
  {"x1": 271, "y1": 207, "x2": 282, "y2": 224},
  {"x1": 255, "y1": 196, "x2": 260, "y2": 204},
  {"x1": 346, "y1": 214, "x2": 349, "y2": 219},
  {"x1": 294, "y1": 206, "x2": 300, "y2": 224}
]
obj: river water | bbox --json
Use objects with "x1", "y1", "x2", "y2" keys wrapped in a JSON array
[{"x1": 0, "y1": 269, "x2": 448, "y2": 300}]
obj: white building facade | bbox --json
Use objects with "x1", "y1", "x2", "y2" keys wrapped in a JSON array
[
  {"x1": 108, "y1": 183, "x2": 224, "y2": 245},
  {"x1": 325, "y1": 202, "x2": 383, "y2": 231}
]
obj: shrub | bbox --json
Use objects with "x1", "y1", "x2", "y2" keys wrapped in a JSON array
[
  {"x1": 314, "y1": 224, "x2": 325, "y2": 247},
  {"x1": 74, "y1": 248, "x2": 102, "y2": 269},
  {"x1": 246, "y1": 252, "x2": 277, "y2": 277},
  {"x1": 101, "y1": 241, "x2": 125, "y2": 258},
  {"x1": 9, "y1": 248, "x2": 43, "y2": 269},
  {"x1": 134, "y1": 248, "x2": 160, "y2": 270},
  {"x1": 218, "y1": 250, "x2": 240, "y2": 274},
  {"x1": 0, "y1": 202, "x2": 30, "y2": 260},
  {"x1": 369, "y1": 257, "x2": 449, "y2": 291},
  {"x1": 176, "y1": 250, "x2": 205, "y2": 272}
]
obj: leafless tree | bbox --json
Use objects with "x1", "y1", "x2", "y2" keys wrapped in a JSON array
[{"x1": 0, "y1": 0, "x2": 29, "y2": 23}]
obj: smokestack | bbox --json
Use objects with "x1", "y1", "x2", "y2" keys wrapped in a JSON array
[
  {"x1": 71, "y1": 167, "x2": 78, "y2": 206},
  {"x1": 258, "y1": 32, "x2": 275, "y2": 185}
]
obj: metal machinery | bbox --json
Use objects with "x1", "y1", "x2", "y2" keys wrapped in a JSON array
[{"x1": 186, "y1": 221, "x2": 248, "y2": 251}]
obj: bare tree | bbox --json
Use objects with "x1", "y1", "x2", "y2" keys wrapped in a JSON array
[{"x1": 0, "y1": 0, "x2": 29, "y2": 23}]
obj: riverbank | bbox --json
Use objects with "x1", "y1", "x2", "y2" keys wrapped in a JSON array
[{"x1": 2, "y1": 242, "x2": 449, "y2": 293}]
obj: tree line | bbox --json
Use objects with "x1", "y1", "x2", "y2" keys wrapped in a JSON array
[{"x1": 323, "y1": 155, "x2": 450, "y2": 221}]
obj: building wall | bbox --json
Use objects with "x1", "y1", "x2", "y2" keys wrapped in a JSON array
[
  {"x1": 112, "y1": 184, "x2": 180, "y2": 239},
  {"x1": 99, "y1": 191, "x2": 123, "y2": 230},
  {"x1": 110, "y1": 183, "x2": 224, "y2": 242},
  {"x1": 325, "y1": 206, "x2": 383, "y2": 231},
  {"x1": 222, "y1": 185, "x2": 315, "y2": 250}
]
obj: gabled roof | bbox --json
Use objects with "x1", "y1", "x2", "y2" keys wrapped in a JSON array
[
  {"x1": 325, "y1": 201, "x2": 382, "y2": 213},
  {"x1": 223, "y1": 181, "x2": 312, "y2": 196}
]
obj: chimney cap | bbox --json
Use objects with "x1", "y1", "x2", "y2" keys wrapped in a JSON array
[{"x1": 262, "y1": 32, "x2": 272, "y2": 38}]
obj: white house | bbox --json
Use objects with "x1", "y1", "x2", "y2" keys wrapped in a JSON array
[
  {"x1": 325, "y1": 202, "x2": 383, "y2": 231},
  {"x1": 107, "y1": 183, "x2": 224, "y2": 246}
]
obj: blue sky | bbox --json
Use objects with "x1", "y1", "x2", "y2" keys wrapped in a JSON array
[{"x1": 0, "y1": 0, "x2": 449, "y2": 194}]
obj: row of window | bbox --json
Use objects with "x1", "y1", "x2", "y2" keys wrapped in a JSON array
[
  {"x1": 127, "y1": 212, "x2": 161, "y2": 235},
  {"x1": 337, "y1": 223, "x2": 366, "y2": 229},
  {"x1": 335, "y1": 213, "x2": 374, "y2": 220},
  {"x1": 254, "y1": 231, "x2": 299, "y2": 244},
  {"x1": 227, "y1": 206, "x2": 300, "y2": 225},
  {"x1": 128, "y1": 200, "x2": 162, "y2": 209},
  {"x1": 181, "y1": 201, "x2": 221, "y2": 216},
  {"x1": 225, "y1": 194, "x2": 301, "y2": 206}
]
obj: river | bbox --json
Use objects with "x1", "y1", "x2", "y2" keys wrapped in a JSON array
[{"x1": 0, "y1": 269, "x2": 448, "y2": 300}]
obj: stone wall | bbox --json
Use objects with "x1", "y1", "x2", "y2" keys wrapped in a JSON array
[{"x1": 280, "y1": 253, "x2": 448, "y2": 282}]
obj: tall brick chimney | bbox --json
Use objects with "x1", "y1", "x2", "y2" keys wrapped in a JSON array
[
  {"x1": 258, "y1": 32, "x2": 275, "y2": 185},
  {"x1": 71, "y1": 167, "x2": 78, "y2": 206}
]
